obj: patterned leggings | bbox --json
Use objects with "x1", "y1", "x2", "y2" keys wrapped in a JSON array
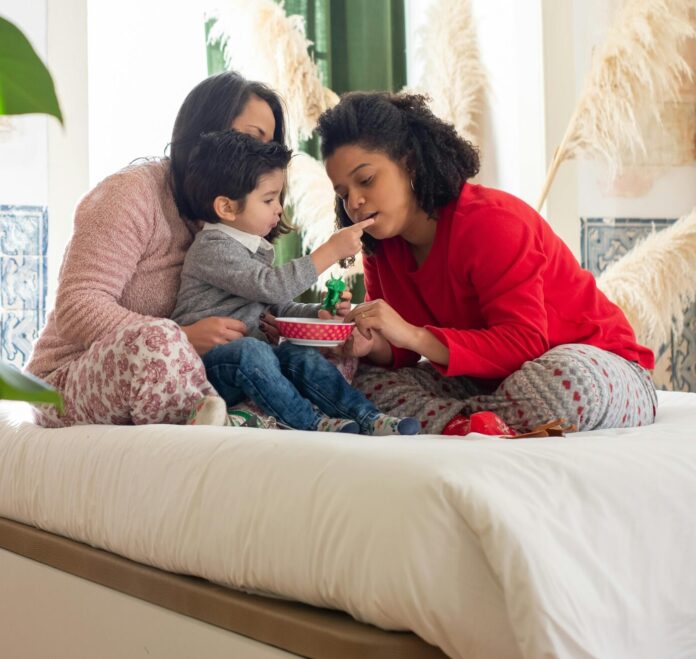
[
  {"x1": 34, "y1": 319, "x2": 215, "y2": 427},
  {"x1": 353, "y1": 344, "x2": 658, "y2": 434}
]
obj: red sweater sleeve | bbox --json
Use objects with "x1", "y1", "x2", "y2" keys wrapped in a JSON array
[
  {"x1": 362, "y1": 253, "x2": 421, "y2": 368},
  {"x1": 428, "y1": 208, "x2": 550, "y2": 378},
  {"x1": 53, "y1": 171, "x2": 156, "y2": 348}
]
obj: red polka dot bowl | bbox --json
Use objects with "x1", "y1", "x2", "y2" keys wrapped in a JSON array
[{"x1": 275, "y1": 318, "x2": 355, "y2": 347}]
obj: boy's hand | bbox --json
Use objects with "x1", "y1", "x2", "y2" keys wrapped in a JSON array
[
  {"x1": 318, "y1": 289, "x2": 352, "y2": 319},
  {"x1": 327, "y1": 218, "x2": 374, "y2": 261},
  {"x1": 310, "y1": 219, "x2": 373, "y2": 274},
  {"x1": 180, "y1": 316, "x2": 247, "y2": 355},
  {"x1": 334, "y1": 289, "x2": 352, "y2": 317},
  {"x1": 259, "y1": 312, "x2": 281, "y2": 345}
]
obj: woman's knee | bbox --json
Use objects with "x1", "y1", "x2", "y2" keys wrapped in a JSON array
[
  {"x1": 497, "y1": 347, "x2": 607, "y2": 430},
  {"x1": 108, "y1": 319, "x2": 209, "y2": 396},
  {"x1": 95, "y1": 318, "x2": 196, "y2": 366}
]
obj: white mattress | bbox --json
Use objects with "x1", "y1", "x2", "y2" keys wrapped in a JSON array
[{"x1": 1, "y1": 391, "x2": 695, "y2": 659}]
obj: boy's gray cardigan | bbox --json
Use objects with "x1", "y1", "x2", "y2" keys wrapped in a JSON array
[{"x1": 171, "y1": 228, "x2": 320, "y2": 341}]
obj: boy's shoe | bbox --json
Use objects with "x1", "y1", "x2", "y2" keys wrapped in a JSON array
[
  {"x1": 228, "y1": 402, "x2": 277, "y2": 429},
  {"x1": 187, "y1": 396, "x2": 230, "y2": 426},
  {"x1": 367, "y1": 414, "x2": 420, "y2": 436},
  {"x1": 316, "y1": 416, "x2": 360, "y2": 434},
  {"x1": 228, "y1": 408, "x2": 266, "y2": 428},
  {"x1": 186, "y1": 396, "x2": 276, "y2": 429}
]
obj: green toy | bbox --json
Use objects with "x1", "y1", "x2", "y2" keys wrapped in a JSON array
[{"x1": 320, "y1": 275, "x2": 347, "y2": 316}]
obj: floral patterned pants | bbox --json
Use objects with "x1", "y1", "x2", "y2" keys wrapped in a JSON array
[
  {"x1": 34, "y1": 319, "x2": 216, "y2": 427},
  {"x1": 353, "y1": 344, "x2": 658, "y2": 434}
]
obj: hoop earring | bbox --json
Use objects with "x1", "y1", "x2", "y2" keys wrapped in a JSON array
[{"x1": 410, "y1": 178, "x2": 415, "y2": 192}]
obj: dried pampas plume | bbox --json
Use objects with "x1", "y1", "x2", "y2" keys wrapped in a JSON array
[
  {"x1": 287, "y1": 153, "x2": 363, "y2": 290},
  {"x1": 210, "y1": 1, "x2": 345, "y2": 290},
  {"x1": 537, "y1": 0, "x2": 695, "y2": 210},
  {"x1": 209, "y1": 0, "x2": 338, "y2": 147},
  {"x1": 417, "y1": 0, "x2": 486, "y2": 144},
  {"x1": 597, "y1": 207, "x2": 696, "y2": 351}
]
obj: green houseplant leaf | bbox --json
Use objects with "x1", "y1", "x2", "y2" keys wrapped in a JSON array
[
  {"x1": 0, "y1": 15, "x2": 63, "y2": 123},
  {"x1": 0, "y1": 363, "x2": 63, "y2": 412}
]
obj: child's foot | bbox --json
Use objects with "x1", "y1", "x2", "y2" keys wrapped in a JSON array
[
  {"x1": 367, "y1": 414, "x2": 420, "y2": 436},
  {"x1": 187, "y1": 396, "x2": 230, "y2": 426},
  {"x1": 316, "y1": 416, "x2": 360, "y2": 434}
]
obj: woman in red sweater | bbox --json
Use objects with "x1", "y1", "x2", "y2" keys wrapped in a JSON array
[{"x1": 317, "y1": 92, "x2": 656, "y2": 434}]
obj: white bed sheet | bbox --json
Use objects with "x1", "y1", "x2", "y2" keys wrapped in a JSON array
[{"x1": 1, "y1": 391, "x2": 695, "y2": 659}]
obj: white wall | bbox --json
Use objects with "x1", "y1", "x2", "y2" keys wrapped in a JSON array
[
  {"x1": 573, "y1": 0, "x2": 696, "y2": 221},
  {"x1": 541, "y1": 0, "x2": 579, "y2": 255},
  {"x1": 407, "y1": 0, "x2": 695, "y2": 258},
  {"x1": 0, "y1": 0, "x2": 88, "y2": 312},
  {"x1": 86, "y1": 0, "x2": 215, "y2": 185},
  {"x1": 2, "y1": 0, "x2": 223, "y2": 311},
  {"x1": 406, "y1": 0, "x2": 548, "y2": 222},
  {"x1": 41, "y1": 0, "x2": 217, "y2": 309},
  {"x1": 0, "y1": 0, "x2": 49, "y2": 207},
  {"x1": 47, "y1": 0, "x2": 89, "y2": 309}
]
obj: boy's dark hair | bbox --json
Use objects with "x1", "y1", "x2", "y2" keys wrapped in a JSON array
[
  {"x1": 183, "y1": 131, "x2": 293, "y2": 241},
  {"x1": 169, "y1": 71, "x2": 286, "y2": 221},
  {"x1": 316, "y1": 91, "x2": 480, "y2": 256}
]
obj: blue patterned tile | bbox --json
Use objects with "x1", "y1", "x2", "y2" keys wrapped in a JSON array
[
  {"x1": 581, "y1": 217, "x2": 695, "y2": 392},
  {"x1": 671, "y1": 314, "x2": 696, "y2": 393},
  {"x1": 0, "y1": 205, "x2": 47, "y2": 368},
  {"x1": 1, "y1": 255, "x2": 43, "y2": 310},
  {"x1": 0, "y1": 310, "x2": 42, "y2": 366},
  {"x1": 580, "y1": 217, "x2": 674, "y2": 275}
]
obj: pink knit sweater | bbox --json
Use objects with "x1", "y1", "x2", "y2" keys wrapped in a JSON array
[{"x1": 27, "y1": 160, "x2": 198, "y2": 379}]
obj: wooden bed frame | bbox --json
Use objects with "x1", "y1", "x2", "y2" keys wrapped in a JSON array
[{"x1": 0, "y1": 517, "x2": 447, "y2": 659}]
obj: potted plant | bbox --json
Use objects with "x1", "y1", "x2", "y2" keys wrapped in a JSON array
[{"x1": 0, "y1": 15, "x2": 63, "y2": 410}]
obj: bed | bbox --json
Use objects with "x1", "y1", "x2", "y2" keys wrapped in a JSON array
[{"x1": 1, "y1": 390, "x2": 695, "y2": 659}]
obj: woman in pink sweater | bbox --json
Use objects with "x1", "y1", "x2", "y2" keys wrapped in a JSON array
[{"x1": 27, "y1": 71, "x2": 286, "y2": 427}]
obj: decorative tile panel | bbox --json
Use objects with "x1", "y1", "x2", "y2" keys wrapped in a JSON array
[
  {"x1": 581, "y1": 217, "x2": 695, "y2": 392},
  {"x1": 0, "y1": 205, "x2": 47, "y2": 368}
]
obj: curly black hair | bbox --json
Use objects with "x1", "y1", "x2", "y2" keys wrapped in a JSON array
[
  {"x1": 183, "y1": 130, "x2": 293, "y2": 242},
  {"x1": 316, "y1": 91, "x2": 480, "y2": 256}
]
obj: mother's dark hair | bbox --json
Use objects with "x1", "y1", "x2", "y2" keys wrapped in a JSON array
[
  {"x1": 170, "y1": 71, "x2": 286, "y2": 220},
  {"x1": 316, "y1": 91, "x2": 480, "y2": 255}
]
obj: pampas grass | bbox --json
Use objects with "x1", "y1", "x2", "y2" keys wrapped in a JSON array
[
  {"x1": 537, "y1": 0, "x2": 695, "y2": 210},
  {"x1": 210, "y1": 1, "x2": 344, "y2": 291},
  {"x1": 287, "y1": 152, "x2": 363, "y2": 290},
  {"x1": 597, "y1": 207, "x2": 696, "y2": 351},
  {"x1": 209, "y1": 0, "x2": 338, "y2": 147},
  {"x1": 416, "y1": 0, "x2": 486, "y2": 144}
]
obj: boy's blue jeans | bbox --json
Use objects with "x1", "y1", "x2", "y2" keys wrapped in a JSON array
[{"x1": 203, "y1": 337, "x2": 381, "y2": 431}]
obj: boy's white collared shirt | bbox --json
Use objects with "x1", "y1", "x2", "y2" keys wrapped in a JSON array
[{"x1": 201, "y1": 222, "x2": 273, "y2": 253}]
